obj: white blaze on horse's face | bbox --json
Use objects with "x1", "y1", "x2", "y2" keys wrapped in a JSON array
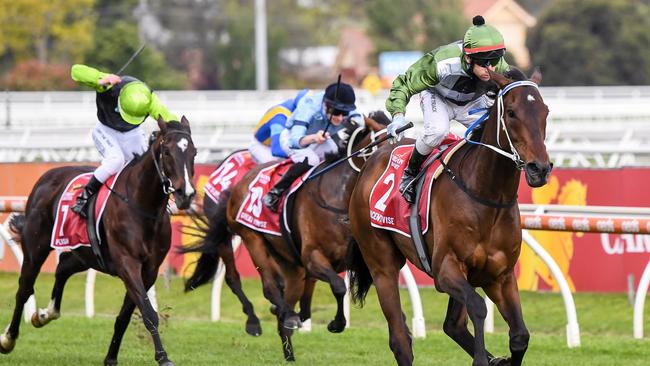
[
  {"x1": 183, "y1": 165, "x2": 195, "y2": 197},
  {"x1": 527, "y1": 94, "x2": 536, "y2": 102},
  {"x1": 177, "y1": 138, "x2": 189, "y2": 152}
]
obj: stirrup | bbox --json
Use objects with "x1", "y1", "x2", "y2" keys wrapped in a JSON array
[
  {"x1": 71, "y1": 198, "x2": 89, "y2": 218},
  {"x1": 263, "y1": 191, "x2": 281, "y2": 212}
]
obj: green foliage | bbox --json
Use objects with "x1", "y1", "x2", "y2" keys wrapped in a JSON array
[
  {"x1": 365, "y1": 0, "x2": 468, "y2": 55},
  {"x1": 83, "y1": 21, "x2": 187, "y2": 90},
  {"x1": 527, "y1": 0, "x2": 650, "y2": 85}
]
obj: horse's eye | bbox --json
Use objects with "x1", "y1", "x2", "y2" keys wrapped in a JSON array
[
  {"x1": 163, "y1": 149, "x2": 171, "y2": 156},
  {"x1": 507, "y1": 110, "x2": 516, "y2": 119}
]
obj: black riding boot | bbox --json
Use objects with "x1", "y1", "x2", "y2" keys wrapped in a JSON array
[
  {"x1": 399, "y1": 148, "x2": 429, "y2": 204},
  {"x1": 71, "y1": 176, "x2": 103, "y2": 218},
  {"x1": 262, "y1": 161, "x2": 311, "y2": 212}
]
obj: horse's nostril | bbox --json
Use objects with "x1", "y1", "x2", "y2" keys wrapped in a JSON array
[{"x1": 526, "y1": 162, "x2": 541, "y2": 174}]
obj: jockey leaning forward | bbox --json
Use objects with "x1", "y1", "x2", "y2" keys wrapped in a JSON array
[
  {"x1": 70, "y1": 64, "x2": 178, "y2": 218},
  {"x1": 261, "y1": 81, "x2": 364, "y2": 212},
  {"x1": 385, "y1": 15, "x2": 510, "y2": 204},
  {"x1": 248, "y1": 89, "x2": 309, "y2": 163}
]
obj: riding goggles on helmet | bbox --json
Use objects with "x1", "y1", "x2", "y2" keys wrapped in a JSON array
[
  {"x1": 328, "y1": 107, "x2": 350, "y2": 117},
  {"x1": 472, "y1": 57, "x2": 500, "y2": 68}
]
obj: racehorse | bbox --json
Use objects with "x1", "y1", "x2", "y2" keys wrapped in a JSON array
[
  {"x1": 0, "y1": 117, "x2": 196, "y2": 366},
  {"x1": 347, "y1": 69, "x2": 551, "y2": 366},
  {"x1": 185, "y1": 112, "x2": 390, "y2": 361}
]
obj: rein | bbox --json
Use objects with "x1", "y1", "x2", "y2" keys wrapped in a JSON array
[{"x1": 464, "y1": 80, "x2": 539, "y2": 170}]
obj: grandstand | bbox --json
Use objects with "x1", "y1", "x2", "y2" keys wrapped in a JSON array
[{"x1": 2, "y1": 87, "x2": 650, "y2": 166}]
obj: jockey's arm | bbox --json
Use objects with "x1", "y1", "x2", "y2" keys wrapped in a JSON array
[
  {"x1": 269, "y1": 123, "x2": 287, "y2": 157},
  {"x1": 385, "y1": 52, "x2": 439, "y2": 116},
  {"x1": 148, "y1": 93, "x2": 179, "y2": 122},
  {"x1": 70, "y1": 64, "x2": 113, "y2": 92}
]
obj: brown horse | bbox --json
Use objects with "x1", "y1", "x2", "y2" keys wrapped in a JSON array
[
  {"x1": 186, "y1": 112, "x2": 390, "y2": 361},
  {"x1": 347, "y1": 69, "x2": 551, "y2": 366},
  {"x1": 0, "y1": 117, "x2": 196, "y2": 366}
]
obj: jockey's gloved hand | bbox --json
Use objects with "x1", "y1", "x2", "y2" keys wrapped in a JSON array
[{"x1": 387, "y1": 113, "x2": 407, "y2": 143}]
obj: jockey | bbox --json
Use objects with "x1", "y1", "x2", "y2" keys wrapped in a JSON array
[
  {"x1": 248, "y1": 89, "x2": 309, "y2": 163},
  {"x1": 385, "y1": 15, "x2": 510, "y2": 204},
  {"x1": 70, "y1": 64, "x2": 178, "y2": 218},
  {"x1": 261, "y1": 81, "x2": 364, "y2": 212}
]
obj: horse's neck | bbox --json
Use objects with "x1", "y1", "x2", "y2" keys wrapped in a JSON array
[
  {"x1": 125, "y1": 149, "x2": 167, "y2": 212},
  {"x1": 463, "y1": 111, "x2": 521, "y2": 204}
]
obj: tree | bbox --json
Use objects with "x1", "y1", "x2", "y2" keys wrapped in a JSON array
[
  {"x1": 527, "y1": 0, "x2": 650, "y2": 85},
  {"x1": 0, "y1": 0, "x2": 96, "y2": 63},
  {"x1": 364, "y1": 0, "x2": 468, "y2": 55}
]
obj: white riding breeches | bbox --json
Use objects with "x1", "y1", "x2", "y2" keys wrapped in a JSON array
[
  {"x1": 92, "y1": 122, "x2": 147, "y2": 183},
  {"x1": 248, "y1": 137, "x2": 277, "y2": 164},
  {"x1": 416, "y1": 89, "x2": 491, "y2": 155},
  {"x1": 279, "y1": 129, "x2": 338, "y2": 166}
]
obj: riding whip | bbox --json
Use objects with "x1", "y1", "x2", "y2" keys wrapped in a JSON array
[
  {"x1": 116, "y1": 43, "x2": 146, "y2": 76},
  {"x1": 306, "y1": 121, "x2": 414, "y2": 181},
  {"x1": 323, "y1": 74, "x2": 342, "y2": 134}
]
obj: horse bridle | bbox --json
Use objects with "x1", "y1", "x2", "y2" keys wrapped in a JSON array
[
  {"x1": 464, "y1": 80, "x2": 540, "y2": 170},
  {"x1": 151, "y1": 129, "x2": 193, "y2": 195}
]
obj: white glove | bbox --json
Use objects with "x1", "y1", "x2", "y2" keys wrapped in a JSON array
[{"x1": 387, "y1": 114, "x2": 407, "y2": 143}]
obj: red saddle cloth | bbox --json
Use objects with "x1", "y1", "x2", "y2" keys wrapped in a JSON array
[
  {"x1": 204, "y1": 150, "x2": 256, "y2": 205},
  {"x1": 369, "y1": 135, "x2": 464, "y2": 238},
  {"x1": 50, "y1": 173, "x2": 118, "y2": 250},
  {"x1": 235, "y1": 160, "x2": 312, "y2": 236}
]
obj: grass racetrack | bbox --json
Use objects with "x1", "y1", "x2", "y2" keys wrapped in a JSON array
[{"x1": 0, "y1": 271, "x2": 648, "y2": 365}]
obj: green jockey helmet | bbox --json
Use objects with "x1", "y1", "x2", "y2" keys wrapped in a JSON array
[
  {"x1": 118, "y1": 82, "x2": 152, "y2": 125},
  {"x1": 463, "y1": 15, "x2": 506, "y2": 60}
]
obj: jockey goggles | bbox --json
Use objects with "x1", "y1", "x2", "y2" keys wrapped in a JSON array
[
  {"x1": 328, "y1": 107, "x2": 350, "y2": 117},
  {"x1": 472, "y1": 57, "x2": 500, "y2": 68}
]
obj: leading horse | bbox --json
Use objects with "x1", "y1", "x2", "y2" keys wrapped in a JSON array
[
  {"x1": 347, "y1": 69, "x2": 551, "y2": 366},
  {"x1": 185, "y1": 112, "x2": 390, "y2": 361},
  {"x1": 0, "y1": 117, "x2": 196, "y2": 366}
]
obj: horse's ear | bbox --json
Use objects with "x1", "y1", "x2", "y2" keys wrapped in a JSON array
[
  {"x1": 488, "y1": 69, "x2": 509, "y2": 89},
  {"x1": 157, "y1": 115, "x2": 167, "y2": 133},
  {"x1": 529, "y1": 67, "x2": 543, "y2": 85},
  {"x1": 364, "y1": 114, "x2": 381, "y2": 132},
  {"x1": 180, "y1": 115, "x2": 191, "y2": 133}
]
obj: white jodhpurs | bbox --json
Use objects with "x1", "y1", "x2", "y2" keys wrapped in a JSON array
[
  {"x1": 91, "y1": 122, "x2": 147, "y2": 183},
  {"x1": 416, "y1": 89, "x2": 491, "y2": 155},
  {"x1": 248, "y1": 137, "x2": 276, "y2": 164},
  {"x1": 279, "y1": 129, "x2": 339, "y2": 166}
]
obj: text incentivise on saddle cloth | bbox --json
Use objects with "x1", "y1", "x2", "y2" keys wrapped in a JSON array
[
  {"x1": 236, "y1": 160, "x2": 315, "y2": 236},
  {"x1": 51, "y1": 172, "x2": 120, "y2": 250},
  {"x1": 204, "y1": 150, "x2": 257, "y2": 205},
  {"x1": 369, "y1": 135, "x2": 464, "y2": 237}
]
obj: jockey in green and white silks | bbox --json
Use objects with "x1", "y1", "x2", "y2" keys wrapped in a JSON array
[
  {"x1": 70, "y1": 64, "x2": 178, "y2": 218},
  {"x1": 385, "y1": 15, "x2": 510, "y2": 204}
]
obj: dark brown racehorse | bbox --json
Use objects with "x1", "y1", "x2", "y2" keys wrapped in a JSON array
[
  {"x1": 347, "y1": 69, "x2": 551, "y2": 366},
  {"x1": 186, "y1": 112, "x2": 389, "y2": 361},
  {"x1": 0, "y1": 117, "x2": 196, "y2": 366}
]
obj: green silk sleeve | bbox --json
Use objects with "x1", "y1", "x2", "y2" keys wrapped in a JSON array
[
  {"x1": 148, "y1": 93, "x2": 178, "y2": 123},
  {"x1": 70, "y1": 64, "x2": 111, "y2": 92},
  {"x1": 385, "y1": 53, "x2": 439, "y2": 116}
]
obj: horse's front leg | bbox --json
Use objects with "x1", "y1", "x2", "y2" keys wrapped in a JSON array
[
  {"x1": 304, "y1": 249, "x2": 347, "y2": 333},
  {"x1": 484, "y1": 271, "x2": 529, "y2": 366},
  {"x1": 437, "y1": 254, "x2": 489, "y2": 366},
  {"x1": 104, "y1": 294, "x2": 135, "y2": 366},
  {"x1": 116, "y1": 259, "x2": 173, "y2": 366}
]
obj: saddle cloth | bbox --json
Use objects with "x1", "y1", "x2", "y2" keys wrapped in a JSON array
[
  {"x1": 235, "y1": 160, "x2": 313, "y2": 236},
  {"x1": 50, "y1": 172, "x2": 118, "y2": 250},
  {"x1": 204, "y1": 150, "x2": 256, "y2": 205},
  {"x1": 368, "y1": 135, "x2": 464, "y2": 237}
]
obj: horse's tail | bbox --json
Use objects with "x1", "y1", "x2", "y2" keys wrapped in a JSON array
[
  {"x1": 346, "y1": 236, "x2": 373, "y2": 306},
  {"x1": 179, "y1": 191, "x2": 233, "y2": 292},
  {"x1": 8, "y1": 214, "x2": 26, "y2": 247}
]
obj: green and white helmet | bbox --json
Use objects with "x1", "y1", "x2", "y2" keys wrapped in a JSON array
[{"x1": 463, "y1": 15, "x2": 505, "y2": 60}]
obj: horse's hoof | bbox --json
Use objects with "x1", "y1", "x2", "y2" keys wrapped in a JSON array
[
  {"x1": 0, "y1": 334, "x2": 15, "y2": 354},
  {"x1": 489, "y1": 356, "x2": 511, "y2": 366},
  {"x1": 245, "y1": 321, "x2": 262, "y2": 337},
  {"x1": 327, "y1": 319, "x2": 346, "y2": 333},
  {"x1": 31, "y1": 312, "x2": 44, "y2": 328},
  {"x1": 159, "y1": 359, "x2": 175, "y2": 366},
  {"x1": 282, "y1": 315, "x2": 301, "y2": 330},
  {"x1": 104, "y1": 358, "x2": 118, "y2": 366}
]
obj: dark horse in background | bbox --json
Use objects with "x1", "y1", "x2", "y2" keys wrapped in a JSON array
[
  {"x1": 348, "y1": 69, "x2": 551, "y2": 366},
  {"x1": 185, "y1": 112, "x2": 390, "y2": 361},
  {"x1": 0, "y1": 117, "x2": 197, "y2": 366}
]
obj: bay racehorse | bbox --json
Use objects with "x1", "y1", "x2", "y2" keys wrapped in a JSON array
[
  {"x1": 347, "y1": 69, "x2": 551, "y2": 366},
  {"x1": 1, "y1": 117, "x2": 196, "y2": 366},
  {"x1": 185, "y1": 112, "x2": 390, "y2": 361}
]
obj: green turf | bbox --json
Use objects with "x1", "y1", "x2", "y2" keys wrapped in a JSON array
[{"x1": 0, "y1": 271, "x2": 648, "y2": 365}]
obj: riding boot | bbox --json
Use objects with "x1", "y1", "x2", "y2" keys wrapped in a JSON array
[
  {"x1": 71, "y1": 176, "x2": 103, "y2": 219},
  {"x1": 262, "y1": 160, "x2": 311, "y2": 212},
  {"x1": 399, "y1": 148, "x2": 429, "y2": 205}
]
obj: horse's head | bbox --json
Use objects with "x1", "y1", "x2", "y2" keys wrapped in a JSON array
[
  {"x1": 154, "y1": 116, "x2": 197, "y2": 209},
  {"x1": 330, "y1": 114, "x2": 366, "y2": 153},
  {"x1": 488, "y1": 68, "x2": 552, "y2": 187}
]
